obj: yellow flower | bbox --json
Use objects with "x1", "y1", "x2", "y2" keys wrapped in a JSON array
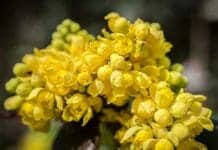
[
  {"x1": 110, "y1": 53, "x2": 131, "y2": 70},
  {"x1": 133, "y1": 128, "x2": 153, "y2": 144},
  {"x1": 110, "y1": 70, "x2": 125, "y2": 87},
  {"x1": 108, "y1": 87, "x2": 129, "y2": 106},
  {"x1": 83, "y1": 53, "x2": 105, "y2": 72},
  {"x1": 170, "y1": 123, "x2": 189, "y2": 141},
  {"x1": 111, "y1": 34, "x2": 133, "y2": 55},
  {"x1": 105, "y1": 12, "x2": 130, "y2": 34},
  {"x1": 62, "y1": 94, "x2": 88, "y2": 122},
  {"x1": 88, "y1": 96, "x2": 103, "y2": 113},
  {"x1": 133, "y1": 71, "x2": 152, "y2": 95},
  {"x1": 170, "y1": 101, "x2": 188, "y2": 118},
  {"x1": 97, "y1": 65, "x2": 112, "y2": 81},
  {"x1": 19, "y1": 102, "x2": 51, "y2": 131},
  {"x1": 87, "y1": 80, "x2": 104, "y2": 97},
  {"x1": 129, "y1": 19, "x2": 149, "y2": 41},
  {"x1": 3, "y1": 12, "x2": 214, "y2": 150},
  {"x1": 36, "y1": 90, "x2": 55, "y2": 110},
  {"x1": 132, "y1": 98, "x2": 155, "y2": 119},
  {"x1": 77, "y1": 71, "x2": 92, "y2": 86},
  {"x1": 154, "y1": 139, "x2": 174, "y2": 150},
  {"x1": 154, "y1": 86, "x2": 174, "y2": 108},
  {"x1": 154, "y1": 109, "x2": 172, "y2": 127}
]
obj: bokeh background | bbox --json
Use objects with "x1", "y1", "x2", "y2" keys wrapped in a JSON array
[{"x1": 0, "y1": 0, "x2": 218, "y2": 149}]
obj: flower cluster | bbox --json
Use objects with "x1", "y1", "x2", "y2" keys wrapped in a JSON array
[{"x1": 4, "y1": 12, "x2": 213, "y2": 149}]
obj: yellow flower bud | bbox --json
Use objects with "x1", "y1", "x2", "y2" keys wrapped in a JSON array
[
  {"x1": 154, "y1": 139, "x2": 174, "y2": 150},
  {"x1": 16, "y1": 82, "x2": 32, "y2": 96},
  {"x1": 159, "y1": 68, "x2": 170, "y2": 81},
  {"x1": 110, "y1": 70, "x2": 125, "y2": 87},
  {"x1": 123, "y1": 73, "x2": 134, "y2": 88},
  {"x1": 19, "y1": 102, "x2": 34, "y2": 118},
  {"x1": 132, "y1": 20, "x2": 149, "y2": 40},
  {"x1": 22, "y1": 54, "x2": 35, "y2": 66},
  {"x1": 5, "y1": 78, "x2": 20, "y2": 93},
  {"x1": 4, "y1": 95, "x2": 24, "y2": 110},
  {"x1": 13, "y1": 63, "x2": 30, "y2": 76},
  {"x1": 70, "y1": 35, "x2": 85, "y2": 55},
  {"x1": 36, "y1": 90, "x2": 54, "y2": 109},
  {"x1": 190, "y1": 101, "x2": 202, "y2": 115},
  {"x1": 171, "y1": 123, "x2": 189, "y2": 140},
  {"x1": 83, "y1": 53, "x2": 104, "y2": 72},
  {"x1": 105, "y1": 12, "x2": 130, "y2": 33},
  {"x1": 70, "y1": 21, "x2": 80, "y2": 33},
  {"x1": 176, "y1": 93, "x2": 194, "y2": 103},
  {"x1": 77, "y1": 72, "x2": 92, "y2": 86},
  {"x1": 30, "y1": 74, "x2": 44, "y2": 87},
  {"x1": 97, "y1": 65, "x2": 112, "y2": 81},
  {"x1": 168, "y1": 71, "x2": 187, "y2": 88},
  {"x1": 112, "y1": 34, "x2": 133, "y2": 55},
  {"x1": 168, "y1": 71, "x2": 182, "y2": 86},
  {"x1": 109, "y1": 88, "x2": 128, "y2": 106},
  {"x1": 151, "y1": 122, "x2": 168, "y2": 139},
  {"x1": 142, "y1": 66, "x2": 160, "y2": 80},
  {"x1": 170, "y1": 101, "x2": 188, "y2": 118},
  {"x1": 133, "y1": 128, "x2": 153, "y2": 143},
  {"x1": 87, "y1": 97, "x2": 102, "y2": 113},
  {"x1": 155, "y1": 87, "x2": 174, "y2": 108},
  {"x1": 154, "y1": 109, "x2": 172, "y2": 127},
  {"x1": 96, "y1": 42, "x2": 111, "y2": 57},
  {"x1": 136, "y1": 100, "x2": 155, "y2": 119},
  {"x1": 157, "y1": 56, "x2": 171, "y2": 68},
  {"x1": 143, "y1": 139, "x2": 158, "y2": 150},
  {"x1": 110, "y1": 53, "x2": 128, "y2": 70},
  {"x1": 133, "y1": 71, "x2": 152, "y2": 90},
  {"x1": 171, "y1": 63, "x2": 184, "y2": 73},
  {"x1": 62, "y1": 95, "x2": 88, "y2": 122},
  {"x1": 87, "y1": 80, "x2": 104, "y2": 97}
]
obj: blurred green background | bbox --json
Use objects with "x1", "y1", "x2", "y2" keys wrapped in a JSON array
[{"x1": 0, "y1": 0, "x2": 218, "y2": 149}]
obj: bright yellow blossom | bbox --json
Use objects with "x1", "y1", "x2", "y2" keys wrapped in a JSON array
[{"x1": 4, "y1": 12, "x2": 213, "y2": 150}]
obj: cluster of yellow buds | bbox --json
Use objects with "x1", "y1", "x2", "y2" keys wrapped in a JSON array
[{"x1": 4, "y1": 12, "x2": 213, "y2": 149}]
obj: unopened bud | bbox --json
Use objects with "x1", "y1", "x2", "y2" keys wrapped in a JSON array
[
  {"x1": 5, "y1": 78, "x2": 20, "y2": 93},
  {"x1": 4, "y1": 95, "x2": 24, "y2": 110},
  {"x1": 16, "y1": 82, "x2": 32, "y2": 96},
  {"x1": 13, "y1": 63, "x2": 30, "y2": 76}
]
